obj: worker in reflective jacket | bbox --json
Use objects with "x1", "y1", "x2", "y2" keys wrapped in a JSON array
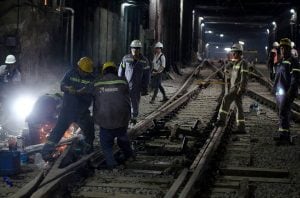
[
  {"x1": 41, "y1": 57, "x2": 95, "y2": 161},
  {"x1": 273, "y1": 38, "x2": 300, "y2": 143},
  {"x1": 267, "y1": 42, "x2": 280, "y2": 80},
  {"x1": 118, "y1": 40, "x2": 150, "y2": 124},
  {"x1": 93, "y1": 61, "x2": 134, "y2": 169},
  {"x1": 215, "y1": 43, "x2": 249, "y2": 133}
]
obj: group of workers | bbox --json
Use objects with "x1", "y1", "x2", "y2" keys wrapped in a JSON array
[
  {"x1": 215, "y1": 38, "x2": 299, "y2": 145},
  {"x1": 39, "y1": 40, "x2": 168, "y2": 169}
]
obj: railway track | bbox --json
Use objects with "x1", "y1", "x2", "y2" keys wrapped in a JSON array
[
  {"x1": 5, "y1": 60, "x2": 225, "y2": 197},
  {"x1": 195, "y1": 64, "x2": 300, "y2": 198},
  {"x1": 7, "y1": 61, "x2": 299, "y2": 198}
]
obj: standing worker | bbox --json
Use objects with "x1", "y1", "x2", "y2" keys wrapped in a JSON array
[
  {"x1": 118, "y1": 39, "x2": 150, "y2": 124},
  {"x1": 273, "y1": 38, "x2": 300, "y2": 144},
  {"x1": 93, "y1": 61, "x2": 134, "y2": 169},
  {"x1": 291, "y1": 41, "x2": 298, "y2": 59},
  {"x1": 150, "y1": 42, "x2": 168, "y2": 104},
  {"x1": 215, "y1": 43, "x2": 249, "y2": 133},
  {"x1": 42, "y1": 57, "x2": 95, "y2": 161},
  {"x1": 0, "y1": 54, "x2": 21, "y2": 103},
  {"x1": 267, "y1": 42, "x2": 280, "y2": 81}
]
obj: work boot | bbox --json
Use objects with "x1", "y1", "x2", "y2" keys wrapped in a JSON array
[
  {"x1": 160, "y1": 97, "x2": 169, "y2": 102},
  {"x1": 214, "y1": 119, "x2": 225, "y2": 127},
  {"x1": 149, "y1": 99, "x2": 155, "y2": 104}
]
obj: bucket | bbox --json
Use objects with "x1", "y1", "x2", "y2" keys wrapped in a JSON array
[{"x1": 0, "y1": 150, "x2": 20, "y2": 176}]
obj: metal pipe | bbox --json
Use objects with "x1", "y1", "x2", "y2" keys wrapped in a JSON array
[{"x1": 64, "y1": 7, "x2": 74, "y2": 66}]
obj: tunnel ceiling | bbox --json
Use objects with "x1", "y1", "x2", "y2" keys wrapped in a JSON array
[{"x1": 193, "y1": 0, "x2": 298, "y2": 32}]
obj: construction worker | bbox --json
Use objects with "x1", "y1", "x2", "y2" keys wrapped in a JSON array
[
  {"x1": 150, "y1": 42, "x2": 168, "y2": 104},
  {"x1": 41, "y1": 57, "x2": 95, "y2": 161},
  {"x1": 267, "y1": 42, "x2": 280, "y2": 81},
  {"x1": 118, "y1": 39, "x2": 150, "y2": 124},
  {"x1": 215, "y1": 43, "x2": 249, "y2": 133},
  {"x1": 25, "y1": 93, "x2": 62, "y2": 145},
  {"x1": 92, "y1": 61, "x2": 134, "y2": 169},
  {"x1": 0, "y1": 54, "x2": 21, "y2": 104},
  {"x1": 291, "y1": 41, "x2": 298, "y2": 59},
  {"x1": 273, "y1": 38, "x2": 300, "y2": 144}
]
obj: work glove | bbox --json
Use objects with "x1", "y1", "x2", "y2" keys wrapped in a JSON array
[
  {"x1": 41, "y1": 143, "x2": 56, "y2": 162},
  {"x1": 65, "y1": 86, "x2": 76, "y2": 94}
]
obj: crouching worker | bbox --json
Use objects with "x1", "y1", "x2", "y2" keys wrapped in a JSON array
[
  {"x1": 92, "y1": 61, "x2": 134, "y2": 169},
  {"x1": 25, "y1": 93, "x2": 62, "y2": 145}
]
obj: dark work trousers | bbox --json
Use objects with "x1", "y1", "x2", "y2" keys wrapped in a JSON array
[
  {"x1": 276, "y1": 95, "x2": 294, "y2": 131},
  {"x1": 151, "y1": 73, "x2": 167, "y2": 101},
  {"x1": 99, "y1": 127, "x2": 133, "y2": 168},
  {"x1": 129, "y1": 89, "x2": 141, "y2": 118},
  {"x1": 47, "y1": 108, "x2": 95, "y2": 146},
  {"x1": 218, "y1": 88, "x2": 245, "y2": 130},
  {"x1": 268, "y1": 64, "x2": 275, "y2": 81}
]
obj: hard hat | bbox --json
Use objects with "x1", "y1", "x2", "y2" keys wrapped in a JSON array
[
  {"x1": 77, "y1": 57, "x2": 93, "y2": 73},
  {"x1": 279, "y1": 38, "x2": 291, "y2": 47},
  {"x1": 5, "y1": 54, "x2": 16, "y2": 64},
  {"x1": 231, "y1": 43, "x2": 243, "y2": 52},
  {"x1": 291, "y1": 41, "x2": 295, "y2": 48},
  {"x1": 102, "y1": 61, "x2": 116, "y2": 72},
  {"x1": 130, "y1": 40, "x2": 142, "y2": 48},
  {"x1": 154, "y1": 42, "x2": 163, "y2": 48},
  {"x1": 272, "y1": 42, "x2": 279, "y2": 47}
]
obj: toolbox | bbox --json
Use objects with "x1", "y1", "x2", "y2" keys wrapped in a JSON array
[{"x1": 0, "y1": 150, "x2": 20, "y2": 176}]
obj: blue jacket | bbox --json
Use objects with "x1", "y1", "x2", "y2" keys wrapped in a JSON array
[
  {"x1": 60, "y1": 69, "x2": 94, "y2": 116},
  {"x1": 118, "y1": 54, "x2": 150, "y2": 94},
  {"x1": 274, "y1": 57, "x2": 300, "y2": 97}
]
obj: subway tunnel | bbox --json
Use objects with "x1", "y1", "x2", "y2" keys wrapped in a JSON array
[{"x1": 0, "y1": 1, "x2": 300, "y2": 197}]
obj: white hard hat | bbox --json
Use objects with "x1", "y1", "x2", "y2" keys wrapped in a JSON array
[
  {"x1": 154, "y1": 42, "x2": 163, "y2": 48},
  {"x1": 291, "y1": 41, "x2": 295, "y2": 48},
  {"x1": 273, "y1": 42, "x2": 280, "y2": 47},
  {"x1": 130, "y1": 40, "x2": 142, "y2": 48},
  {"x1": 231, "y1": 43, "x2": 243, "y2": 52},
  {"x1": 5, "y1": 54, "x2": 16, "y2": 64}
]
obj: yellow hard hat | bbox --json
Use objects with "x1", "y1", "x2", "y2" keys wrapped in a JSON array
[
  {"x1": 102, "y1": 61, "x2": 116, "y2": 72},
  {"x1": 279, "y1": 38, "x2": 291, "y2": 47},
  {"x1": 77, "y1": 57, "x2": 93, "y2": 73}
]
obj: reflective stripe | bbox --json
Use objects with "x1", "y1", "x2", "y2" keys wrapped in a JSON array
[
  {"x1": 241, "y1": 69, "x2": 248, "y2": 73},
  {"x1": 236, "y1": 119, "x2": 245, "y2": 123},
  {"x1": 219, "y1": 109, "x2": 228, "y2": 114},
  {"x1": 94, "y1": 80, "x2": 127, "y2": 87},
  {"x1": 46, "y1": 140, "x2": 55, "y2": 145},
  {"x1": 278, "y1": 128, "x2": 289, "y2": 132},
  {"x1": 121, "y1": 63, "x2": 125, "y2": 68},
  {"x1": 233, "y1": 65, "x2": 240, "y2": 69},
  {"x1": 144, "y1": 66, "x2": 150, "y2": 70},
  {"x1": 282, "y1": 60, "x2": 291, "y2": 64},
  {"x1": 70, "y1": 77, "x2": 91, "y2": 84},
  {"x1": 292, "y1": 68, "x2": 300, "y2": 73}
]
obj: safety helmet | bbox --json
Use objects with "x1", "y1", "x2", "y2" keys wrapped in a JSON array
[
  {"x1": 154, "y1": 42, "x2": 163, "y2": 48},
  {"x1": 272, "y1": 42, "x2": 279, "y2": 47},
  {"x1": 291, "y1": 41, "x2": 295, "y2": 48},
  {"x1": 102, "y1": 61, "x2": 116, "y2": 72},
  {"x1": 77, "y1": 57, "x2": 93, "y2": 73},
  {"x1": 279, "y1": 38, "x2": 291, "y2": 47},
  {"x1": 231, "y1": 43, "x2": 243, "y2": 52},
  {"x1": 5, "y1": 54, "x2": 16, "y2": 64},
  {"x1": 130, "y1": 40, "x2": 142, "y2": 48}
]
